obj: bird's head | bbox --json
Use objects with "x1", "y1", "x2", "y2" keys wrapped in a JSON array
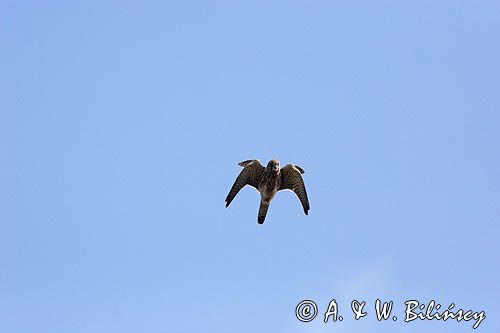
[{"x1": 267, "y1": 159, "x2": 281, "y2": 174}]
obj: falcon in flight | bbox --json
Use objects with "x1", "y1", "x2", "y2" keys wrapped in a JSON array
[{"x1": 225, "y1": 159, "x2": 310, "y2": 224}]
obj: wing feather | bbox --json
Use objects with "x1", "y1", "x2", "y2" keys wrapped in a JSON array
[
  {"x1": 225, "y1": 160, "x2": 265, "y2": 207},
  {"x1": 279, "y1": 164, "x2": 310, "y2": 215}
]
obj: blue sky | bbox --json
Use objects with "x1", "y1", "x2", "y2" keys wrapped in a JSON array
[{"x1": 1, "y1": 1, "x2": 499, "y2": 332}]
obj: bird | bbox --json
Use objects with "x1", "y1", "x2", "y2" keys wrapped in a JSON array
[{"x1": 225, "y1": 159, "x2": 310, "y2": 224}]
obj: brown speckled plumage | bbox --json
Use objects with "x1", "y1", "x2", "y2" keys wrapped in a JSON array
[{"x1": 225, "y1": 159, "x2": 310, "y2": 224}]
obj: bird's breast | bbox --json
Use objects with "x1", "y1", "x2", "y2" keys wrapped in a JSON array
[{"x1": 259, "y1": 176, "x2": 280, "y2": 203}]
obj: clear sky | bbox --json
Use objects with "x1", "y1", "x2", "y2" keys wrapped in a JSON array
[{"x1": 1, "y1": 1, "x2": 499, "y2": 332}]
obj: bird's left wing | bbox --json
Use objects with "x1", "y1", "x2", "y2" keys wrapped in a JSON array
[
  {"x1": 279, "y1": 164, "x2": 310, "y2": 215},
  {"x1": 225, "y1": 160, "x2": 265, "y2": 207}
]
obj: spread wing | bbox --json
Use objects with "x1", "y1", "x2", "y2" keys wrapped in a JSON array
[
  {"x1": 225, "y1": 160, "x2": 265, "y2": 207},
  {"x1": 279, "y1": 164, "x2": 310, "y2": 215}
]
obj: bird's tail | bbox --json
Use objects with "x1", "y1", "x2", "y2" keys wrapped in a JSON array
[{"x1": 258, "y1": 201, "x2": 270, "y2": 224}]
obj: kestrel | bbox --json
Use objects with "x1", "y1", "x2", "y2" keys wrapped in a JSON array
[{"x1": 225, "y1": 159, "x2": 310, "y2": 224}]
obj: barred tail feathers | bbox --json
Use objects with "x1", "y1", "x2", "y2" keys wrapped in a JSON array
[{"x1": 258, "y1": 201, "x2": 270, "y2": 224}]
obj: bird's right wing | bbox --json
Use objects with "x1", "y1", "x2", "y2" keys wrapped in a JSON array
[{"x1": 225, "y1": 160, "x2": 265, "y2": 207}]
